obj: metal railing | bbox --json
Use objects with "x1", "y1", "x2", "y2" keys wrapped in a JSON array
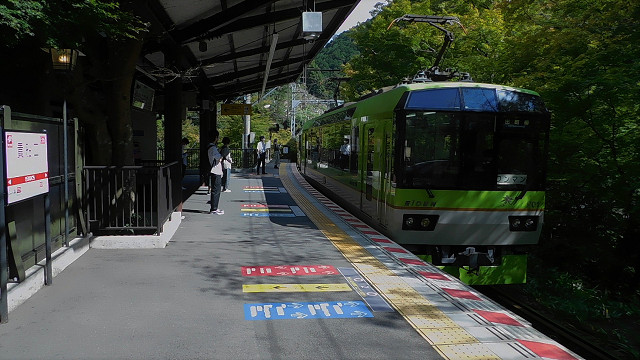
[
  {"x1": 83, "y1": 161, "x2": 180, "y2": 235},
  {"x1": 157, "y1": 147, "x2": 258, "y2": 170}
]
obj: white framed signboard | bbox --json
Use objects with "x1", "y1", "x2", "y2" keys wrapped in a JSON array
[{"x1": 4, "y1": 131, "x2": 49, "y2": 204}]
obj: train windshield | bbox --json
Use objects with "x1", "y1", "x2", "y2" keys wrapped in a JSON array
[{"x1": 399, "y1": 106, "x2": 548, "y2": 191}]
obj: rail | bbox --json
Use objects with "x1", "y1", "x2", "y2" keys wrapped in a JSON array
[{"x1": 83, "y1": 161, "x2": 180, "y2": 235}]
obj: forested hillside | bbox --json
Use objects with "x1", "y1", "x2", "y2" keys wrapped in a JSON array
[
  {"x1": 307, "y1": 31, "x2": 359, "y2": 99},
  {"x1": 333, "y1": 0, "x2": 639, "y2": 356}
]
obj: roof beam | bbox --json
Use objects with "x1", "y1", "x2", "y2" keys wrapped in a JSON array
[
  {"x1": 211, "y1": 70, "x2": 300, "y2": 98},
  {"x1": 184, "y1": 0, "x2": 355, "y2": 43},
  {"x1": 199, "y1": 38, "x2": 308, "y2": 66},
  {"x1": 207, "y1": 55, "x2": 307, "y2": 84},
  {"x1": 171, "y1": 0, "x2": 275, "y2": 43}
]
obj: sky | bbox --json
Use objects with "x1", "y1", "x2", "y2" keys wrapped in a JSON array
[{"x1": 334, "y1": 0, "x2": 382, "y2": 35}]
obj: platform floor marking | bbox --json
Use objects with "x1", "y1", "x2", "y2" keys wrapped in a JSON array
[
  {"x1": 517, "y1": 340, "x2": 579, "y2": 360},
  {"x1": 242, "y1": 208, "x2": 292, "y2": 212},
  {"x1": 339, "y1": 267, "x2": 394, "y2": 312},
  {"x1": 243, "y1": 283, "x2": 352, "y2": 292},
  {"x1": 290, "y1": 206, "x2": 305, "y2": 217},
  {"x1": 242, "y1": 213, "x2": 295, "y2": 217},
  {"x1": 245, "y1": 301, "x2": 373, "y2": 320},
  {"x1": 240, "y1": 203, "x2": 306, "y2": 217},
  {"x1": 281, "y1": 165, "x2": 502, "y2": 359},
  {"x1": 242, "y1": 204, "x2": 290, "y2": 208},
  {"x1": 242, "y1": 265, "x2": 339, "y2": 276},
  {"x1": 243, "y1": 186, "x2": 281, "y2": 193}
]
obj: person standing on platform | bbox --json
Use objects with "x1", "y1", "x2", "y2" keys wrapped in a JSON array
[
  {"x1": 256, "y1": 135, "x2": 267, "y2": 175},
  {"x1": 272, "y1": 138, "x2": 281, "y2": 169},
  {"x1": 220, "y1": 136, "x2": 233, "y2": 192},
  {"x1": 207, "y1": 130, "x2": 223, "y2": 215}
]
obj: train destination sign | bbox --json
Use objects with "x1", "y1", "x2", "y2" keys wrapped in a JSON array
[
  {"x1": 242, "y1": 265, "x2": 339, "y2": 276},
  {"x1": 4, "y1": 131, "x2": 49, "y2": 204},
  {"x1": 244, "y1": 301, "x2": 373, "y2": 320}
]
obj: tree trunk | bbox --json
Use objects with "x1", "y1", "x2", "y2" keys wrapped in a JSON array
[{"x1": 106, "y1": 38, "x2": 143, "y2": 166}]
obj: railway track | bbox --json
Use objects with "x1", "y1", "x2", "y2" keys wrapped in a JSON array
[{"x1": 478, "y1": 285, "x2": 620, "y2": 360}]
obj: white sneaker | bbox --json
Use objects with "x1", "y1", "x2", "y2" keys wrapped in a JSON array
[
  {"x1": 223, "y1": 189, "x2": 231, "y2": 192},
  {"x1": 215, "y1": 209, "x2": 224, "y2": 215}
]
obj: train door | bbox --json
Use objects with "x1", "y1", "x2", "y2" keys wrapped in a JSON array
[
  {"x1": 361, "y1": 123, "x2": 381, "y2": 221},
  {"x1": 380, "y1": 130, "x2": 392, "y2": 227}
]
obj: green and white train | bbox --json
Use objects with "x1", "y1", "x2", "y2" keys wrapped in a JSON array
[{"x1": 298, "y1": 82, "x2": 550, "y2": 285}]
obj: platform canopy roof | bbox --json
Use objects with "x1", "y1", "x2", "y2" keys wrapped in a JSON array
[{"x1": 139, "y1": 0, "x2": 359, "y2": 101}]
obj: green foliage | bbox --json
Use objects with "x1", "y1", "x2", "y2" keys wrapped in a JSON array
[
  {"x1": 216, "y1": 103, "x2": 288, "y2": 149},
  {"x1": 342, "y1": 0, "x2": 506, "y2": 99},
  {"x1": 307, "y1": 31, "x2": 360, "y2": 99},
  {"x1": 525, "y1": 257, "x2": 640, "y2": 358},
  {"x1": 0, "y1": 0, "x2": 147, "y2": 48},
  {"x1": 500, "y1": 0, "x2": 640, "y2": 295},
  {"x1": 343, "y1": 0, "x2": 640, "y2": 296}
]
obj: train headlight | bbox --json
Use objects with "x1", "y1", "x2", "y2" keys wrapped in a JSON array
[
  {"x1": 402, "y1": 215, "x2": 439, "y2": 231},
  {"x1": 525, "y1": 218, "x2": 535, "y2": 229},
  {"x1": 405, "y1": 217, "x2": 415, "y2": 228},
  {"x1": 508, "y1": 216, "x2": 539, "y2": 232}
]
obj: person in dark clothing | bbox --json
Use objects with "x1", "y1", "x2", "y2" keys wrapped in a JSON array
[
  {"x1": 256, "y1": 136, "x2": 267, "y2": 174},
  {"x1": 220, "y1": 137, "x2": 232, "y2": 192},
  {"x1": 207, "y1": 130, "x2": 223, "y2": 215}
]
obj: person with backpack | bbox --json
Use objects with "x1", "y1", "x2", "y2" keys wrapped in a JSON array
[{"x1": 207, "y1": 130, "x2": 224, "y2": 215}]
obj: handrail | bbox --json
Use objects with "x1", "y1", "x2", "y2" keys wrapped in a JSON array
[{"x1": 83, "y1": 161, "x2": 180, "y2": 235}]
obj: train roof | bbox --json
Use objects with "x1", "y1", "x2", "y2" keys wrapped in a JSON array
[{"x1": 302, "y1": 82, "x2": 543, "y2": 131}]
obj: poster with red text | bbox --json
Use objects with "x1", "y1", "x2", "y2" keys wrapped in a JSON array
[{"x1": 4, "y1": 131, "x2": 49, "y2": 204}]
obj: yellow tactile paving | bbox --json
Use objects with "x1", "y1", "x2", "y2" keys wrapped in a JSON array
[
  {"x1": 436, "y1": 343, "x2": 501, "y2": 360},
  {"x1": 281, "y1": 165, "x2": 495, "y2": 360},
  {"x1": 422, "y1": 327, "x2": 478, "y2": 345},
  {"x1": 406, "y1": 314, "x2": 459, "y2": 329}
]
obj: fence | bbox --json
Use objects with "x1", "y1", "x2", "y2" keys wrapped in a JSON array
[
  {"x1": 157, "y1": 147, "x2": 259, "y2": 170},
  {"x1": 0, "y1": 107, "x2": 78, "y2": 280},
  {"x1": 83, "y1": 161, "x2": 180, "y2": 235}
]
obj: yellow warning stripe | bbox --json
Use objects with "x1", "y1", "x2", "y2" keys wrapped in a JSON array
[
  {"x1": 243, "y1": 283, "x2": 352, "y2": 292},
  {"x1": 280, "y1": 164, "x2": 500, "y2": 360}
]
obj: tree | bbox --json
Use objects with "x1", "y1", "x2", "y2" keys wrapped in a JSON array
[
  {"x1": 0, "y1": 0, "x2": 148, "y2": 165},
  {"x1": 342, "y1": 0, "x2": 505, "y2": 99},
  {"x1": 498, "y1": 0, "x2": 640, "y2": 293},
  {"x1": 342, "y1": 0, "x2": 640, "y2": 295},
  {"x1": 307, "y1": 31, "x2": 360, "y2": 99}
]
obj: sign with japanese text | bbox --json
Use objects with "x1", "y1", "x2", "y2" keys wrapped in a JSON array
[
  {"x1": 242, "y1": 265, "x2": 339, "y2": 276},
  {"x1": 221, "y1": 103, "x2": 252, "y2": 115},
  {"x1": 244, "y1": 301, "x2": 373, "y2": 320},
  {"x1": 4, "y1": 131, "x2": 49, "y2": 204}
]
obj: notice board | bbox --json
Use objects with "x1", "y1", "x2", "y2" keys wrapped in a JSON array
[{"x1": 4, "y1": 131, "x2": 49, "y2": 204}]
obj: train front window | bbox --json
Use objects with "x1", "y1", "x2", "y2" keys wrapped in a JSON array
[
  {"x1": 402, "y1": 112, "x2": 460, "y2": 188},
  {"x1": 400, "y1": 111, "x2": 546, "y2": 190}
]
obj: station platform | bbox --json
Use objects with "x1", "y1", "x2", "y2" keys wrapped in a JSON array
[{"x1": 0, "y1": 162, "x2": 583, "y2": 360}]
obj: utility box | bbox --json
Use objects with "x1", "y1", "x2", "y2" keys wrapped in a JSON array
[{"x1": 302, "y1": 12, "x2": 322, "y2": 40}]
